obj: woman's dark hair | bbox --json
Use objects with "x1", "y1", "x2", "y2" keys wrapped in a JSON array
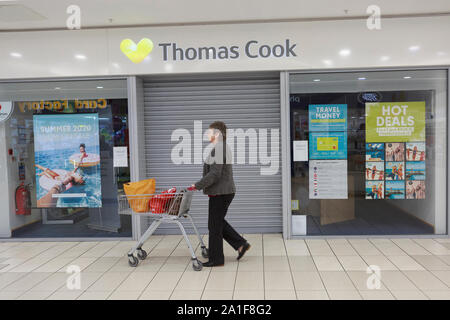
[
  {"x1": 79, "y1": 143, "x2": 86, "y2": 149},
  {"x1": 209, "y1": 121, "x2": 227, "y2": 141}
]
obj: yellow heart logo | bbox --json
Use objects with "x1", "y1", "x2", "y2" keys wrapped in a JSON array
[{"x1": 120, "y1": 38, "x2": 154, "y2": 64}]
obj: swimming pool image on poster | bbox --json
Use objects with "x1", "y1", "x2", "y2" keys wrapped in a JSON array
[{"x1": 33, "y1": 114, "x2": 102, "y2": 208}]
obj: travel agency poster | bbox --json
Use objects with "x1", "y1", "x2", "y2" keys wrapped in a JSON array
[
  {"x1": 365, "y1": 101, "x2": 426, "y2": 200},
  {"x1": 33, "y1": 114, "x2": 102, "y2": 208}
]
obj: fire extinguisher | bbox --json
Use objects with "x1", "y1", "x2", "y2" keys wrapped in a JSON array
[{"x1": 15, "y1": 183, "x2": 31, "y2": 215}]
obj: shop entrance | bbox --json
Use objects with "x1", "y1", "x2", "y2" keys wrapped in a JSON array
[{"x1": 289, "y1": 70, "x2": 447, "y2": 236}]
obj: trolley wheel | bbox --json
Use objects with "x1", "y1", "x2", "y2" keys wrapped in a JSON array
[
  {"x1": 137, "y1": 249, "x2": 148, "y2": 260},
  {"x1": 128, "y1": 255, "x2": 139, "y2": 267},
  {"x1": 201, "y1": 247, "x2": 209, "y2": 259},
  {"x1": 192, "y1": 259, "x2": 203, "y2": 271}
]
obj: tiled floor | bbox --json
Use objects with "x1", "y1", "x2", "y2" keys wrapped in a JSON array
[{"x1": 0, "y1": 235, "x2": 449, "y2": 300}]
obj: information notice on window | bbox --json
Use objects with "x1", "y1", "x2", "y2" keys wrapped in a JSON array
[{"x1": 309, "y1": 160, "x2": 348, "y2": 199}]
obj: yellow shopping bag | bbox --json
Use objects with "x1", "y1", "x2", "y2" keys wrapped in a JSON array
[{"x1": 123, "y1": 179, "x2": 156, "y2": 213}]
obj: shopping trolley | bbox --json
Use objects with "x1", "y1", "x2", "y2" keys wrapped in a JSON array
[{"x1": 118, "y1": 188, "x2": 208, "y2": 271}]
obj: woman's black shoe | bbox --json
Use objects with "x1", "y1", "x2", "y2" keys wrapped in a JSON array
[
  {"x1": 203, "y1": 260, "x2": 224, "y2": 267},
  {"x1": 237, "y1": 242, "x2": 251, "y2": 260}
]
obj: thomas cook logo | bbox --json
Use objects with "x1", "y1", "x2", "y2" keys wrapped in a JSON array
[{"x1": 120, "y1": 38, "x2": 154, "y2": 64}]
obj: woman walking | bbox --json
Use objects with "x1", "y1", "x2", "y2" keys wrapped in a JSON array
[{"x1": 191, "y1": 121, "x2": 251, "y2": 267}]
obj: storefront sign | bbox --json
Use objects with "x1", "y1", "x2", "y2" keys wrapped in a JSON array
[
  {"x1": 18, "y1": 99, "x2": 107, "y2": 112},
  {"x1": 309, "y1": 160, "x2": 348, "y2": 199},
  {"x1": 33, "y1": 113, "x2": 102, "y2": 208},
  {"x1": 309, "y1": 104, "x2": 347, "y2": 132},
  {"x1": 0, "y1": 101, "x2": 13, "y2": 122},
  {"x1": 365, "y1": 101, "x2": 426, "y2": 142}
]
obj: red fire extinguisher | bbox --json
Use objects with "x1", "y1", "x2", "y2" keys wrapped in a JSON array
[{"x1": 15, "y1": 183, "x2": 31, "y2": 215}]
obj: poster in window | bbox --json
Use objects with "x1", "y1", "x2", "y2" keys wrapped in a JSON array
[
  {"x1": 33, "y1": 114, "x2": 102, "y2": 208},
  {"x1": 309, "y1": 131, "x2": 347, "y2": 160}
]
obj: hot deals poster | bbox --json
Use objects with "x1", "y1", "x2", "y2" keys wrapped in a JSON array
[
  {"x1": 33, "y1": 114, "x2": 102, "y2": 208},
  {"x1": 308, "y1": 104, "x2": 348, "y2": 199},
  {"x1": 365, "y1": 102, "x2": 426, "y2": 200}
]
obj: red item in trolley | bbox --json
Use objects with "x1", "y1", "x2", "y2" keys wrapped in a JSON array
[{"x1": 149, "y1": 187, "x2": 177, "y2": 213}]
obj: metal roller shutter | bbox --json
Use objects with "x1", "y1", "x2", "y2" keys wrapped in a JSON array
[{"x1": 142, "y1": 72, "x2": 281, "y2": 234}]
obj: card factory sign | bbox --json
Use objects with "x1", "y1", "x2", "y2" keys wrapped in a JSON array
[{"x1": 18, "y1": 99, "x2": 107, "y2": 112}]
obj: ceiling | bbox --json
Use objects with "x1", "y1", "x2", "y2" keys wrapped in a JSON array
[{"x1": 1, "y1": 0, "x2": 450, "y2": 31}]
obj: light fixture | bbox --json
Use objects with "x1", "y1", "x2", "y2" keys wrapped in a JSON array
[
  {"x1": 437, "y1": 51, "x2": 447, "y2": 56},
  {"x1": 54, "y1": 87, "x2": 61, "y2": 90},
  {"x1": 403, "y1": 76, "x2": 412, "y2": 79},
  {"x1": 75, "y1": 54, "x2": 87, "y2": 60},
  {"x1": 409, "y1": 45, "x2": 420, "y2": 52},
  {"x1": 339, "y1": 49, "x2": 351, "y2": 57},
  {"x1": 358, "y1": 77, "x2": 366, "y2": 80},
  {"x1": 10, "y1": 52, "x2": 22, "y2": 58},
  {"x1": 112, "y1": 62, "x2": 120, "y2": 68},
  {"x1": 322, "y1": 59, "x2": 333, "y2": 66},
  {"x1": 96, "y1": 86, "x2": 104, "y2": 89},
  {"x1": 313, "y1": 79, "x2": 321, "y2": 82},
  {"x1": 380, "y1": 56, "x2": 390, "y2": 61}
]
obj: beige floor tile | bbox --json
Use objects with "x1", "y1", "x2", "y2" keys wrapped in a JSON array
[
  {"x1": 288, "y1": 256, "x2": 317, "y2": 272},
  {"x1": 29, "y1": 272, "x2": 68, "y2": 292},
  {"x1": 235, "y1": 272, "x2": 264, "y2": 291},
  {"x1": 411, "y1": 255, "x2": 450, "y2": 271},
  {"x1": 387, "y1": 255, "x2": 425, "y2": 271},
  {"x1": 431, "y1": 270, "x2": 450, "y2": 287},
  {"x1": 208, "y1": 257, "x2": 239, "y2": 273},
  {"x1": 379, "y1": 271, "x2": 419, "y2": 291},
  {"x1": 202, "y1": 290, "x2": 233, "y2": 300},
  {"x1": 313, "y1": 256, "x2": 343, "y2": 271},
  {"x1": 237, "y1": 256, "x2": 263, "y2": 272},
  {"x1": 370, "y1": 239, "x2": 407, "y2": 256},
  {"x1": 438, "y1": 255, "x2": 450, "y2": 265},
  {"x1": 77, "y1": 291, "x2": 111, "y2": 300},
  {"x1": 80, "y1": 242, "x2": 119, "y2": 258},
  {"x1": 391, "y1": 290, "x2": 429, "y2": 300},
  {"x1": 33, "y1": 257, "x2": 75, "y2": 273},
  {"x1": 361, "y1": 255, "x2": 398, "y2": 271},
  {"x1": 306, "y1": 239, "x2": 334, "y2": 256},
  {"x1": 46, "y1": 290, "x2": 82, "y2": 300},
  {"x1": 159, "y1": 256, "x2": 190, "y2": 272},
  {"x1": 127, "y1": 256, "x2": 166, "y2": 272},
  {"x1": 82, "y1": 257, "x2": 121, "y2": 273},
  {"x1": 264, "y1": 271, "x2": 294, "y2": 291},
  {"x1": 0, "y1": 272, "x2": 28, "y2": 290},
  {"x1": 145, "y1": 271, "x2": 183, "y2": 291},
  {"x1": 115, "y1": 271, "x2": 156, "y2": 292},
  {"x1": 2, "y1": 272, "x2": 52, "y2": 291},
  {"x1": 175, "y1": 270, "x2": 210, "y2": 290},
  {"x1": 297, "y1": 290, "x2": 329, "y2": 300},
  {"x1": 108, "y1": 291, "x2": 142, "y2": 300},
  {"x1": 264, "y1": 256, "x2": 291, "y2": 271},
  {"x1": 58, "y1": 242, "x2": 99, "y2": 258},
  {"x1": 57, "y1": 272, "x2": 103, "y2": 292},
  {"x1": 86, "y1": 272, "x2": 130, "y2": 292},
  {"x1": 348, "y1": 239, "x2": 382, "y2": 256},
  {"x1": 359, "y1": 290, "x2": 395, "y2": 300},
  {"x1": 17, "y1": 291, "x2": 54, "y2": 300},
  {"x1": 403, "y1": 271, "x2": 449, "y2": 291},
  {"x1": 0, "y1": 291, "x2": 24, "y2": 300},
  {"x1": 233, "y1": 290, "x2": 264, "y2": 300},
  {"x1": 346, "y1": 271, "x2": 387, "y2": 291},
  {"x1": 139, "y1": 289, "x2": 172, "y2": 300},
  {"x1": 205, "y1": 271, "x2": 236, "y2": 291},
  {"x1": 329, "y1": 244, "x2": 358, "y2": 256},
  {"x1": 170, "y1": 290, "x2": 203, "y2": 300},
  {"x1": 337, "y1": 256, "x2": 368, "y2": 271},
  {"x1": 422, "y1": 290, "x2": 450, "y2": 300},
  {"x1": 413, "y1": 239, "x2": 450, "y2": 255},
  {"x1": 292, "y1": 271, "x2": 325, "y2": 290},
  {"x1": 319, "y1": 271, "x2": 356, "y2": 290},
  {"x1": 327, "y1": 290, "x2": 362, "y2": 300},
  {"x1": 58, "y1": 257, "x2": 98, "y2": 272},
  {"x1": 284, "y1": 240, "x2": 310, "y2": 256},
  {"x1": 265, "y1": 290, "x2": 296, "y2": 300},
  {"x1": 391, "y1": 239, "x2": 431, "y2": 256},
  {"x1": 263, "y1": 237, "x2": 287, "y2": 256}
]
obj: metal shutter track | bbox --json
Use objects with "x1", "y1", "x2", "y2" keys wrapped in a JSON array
[{"x1": 142, "y1": 73, "x2": 281, "y2": 234}]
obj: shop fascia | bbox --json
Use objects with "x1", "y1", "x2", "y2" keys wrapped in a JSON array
[
  {"x1": 17, "y1": 99, "x2": 107, "y2": 112},
  {"x1": 158, "y1": 39, "x2": 297, "y2": 61}
]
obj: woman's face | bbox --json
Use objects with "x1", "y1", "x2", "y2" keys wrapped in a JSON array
[{"x1": 80, "y1": 146, "x2": 85, "y2": 153}]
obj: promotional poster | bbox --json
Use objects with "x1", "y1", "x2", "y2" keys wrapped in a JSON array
[
  {"x1": 33, "y1": 114, "x2": 102, "y2": 208},
  {"x1": 365, "y1": 101, "x2": 426, "y2": 142}
]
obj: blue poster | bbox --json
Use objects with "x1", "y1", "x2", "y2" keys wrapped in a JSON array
[
  {"x1": 309, "y1": 131, "x2": 347, "y2": 160},
  {"x1": 33, "y1": 114, "x2": 102, "y2": 208},
  {"x1": 309, "y1": 104, "x2": 347, "y2": 132}
]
